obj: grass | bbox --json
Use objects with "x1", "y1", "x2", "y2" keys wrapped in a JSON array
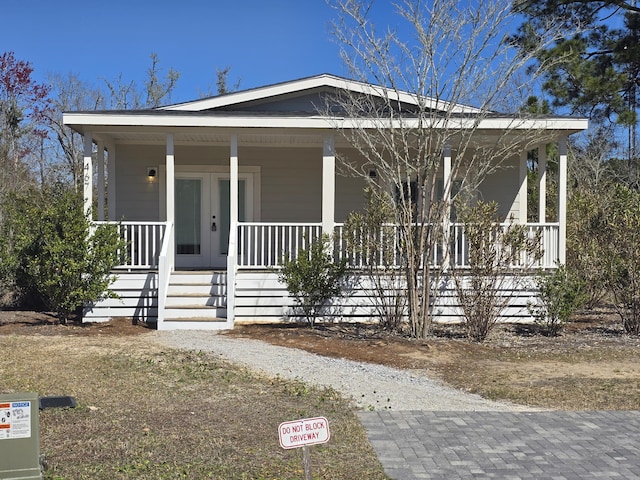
[
  {"x1": 431, "y1": 340, "x2": 640, "y2": 410},
  {"x1": 0, "y1": 335, "x2": 388, "y2": 480}
]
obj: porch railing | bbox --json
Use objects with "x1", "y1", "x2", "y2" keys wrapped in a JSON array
[
  {"x1": 238, "y1": 222, "x2": 560, "y2": 270},
  {"x1": 237, "y1": 222, "x2": 323, "y2": 267},
  {"x1": 97, "y1": 220, "x2": 560, "y2": 271},
  {"x1": 94, "y1": 221, "x2": 167, "y2": 269}
]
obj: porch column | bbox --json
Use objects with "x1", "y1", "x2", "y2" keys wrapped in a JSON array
[
  {"x1": 230, "y1": 134, "x2": 238, "y2": 228},
  {"x1": 558, "y1": 137, "x2": 568, "y2": 264},
  {"x1": 228, "y1": 134, "x2": 239, "y2": 327},
  {"x1": 322, "y1": 135, "x2": 335, "y2": 235},
  {"x1": 518, "y1": 150, "x2": 528, "y2": 223},
  {"x1": 442, "y1": 144, "x2": 452, "y2": 268},
  {"x1": 83, "y1": 133, "x2": 93, "y2": 218},
  {"x1": 166, "y1": 134, "x2": 175, "y2": 255},
  {"x1": 97, "y1": 142, "x2": 105, "y2": 221},
  {"x1": 107, "y1": 145, "x2": 116, "y2": 220},
  {"x1": 538, "y1": 145, "x2": 547, "y2": 223}
]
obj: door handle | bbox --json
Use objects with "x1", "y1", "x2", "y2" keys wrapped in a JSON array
[{"x1": 211, "y1": 215, "x2": 217, "y2": 232}]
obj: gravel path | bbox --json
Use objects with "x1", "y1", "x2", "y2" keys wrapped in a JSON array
[{"x1": 148, "y1": 330, "x2": 537, "y2": 412}]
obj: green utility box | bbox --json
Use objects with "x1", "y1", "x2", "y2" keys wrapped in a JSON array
[{"x1": 0, "y1": 392, "x2": 42, "y2": 480}]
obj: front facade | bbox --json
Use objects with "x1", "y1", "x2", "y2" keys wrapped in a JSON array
[{"x1": 63, "y1": 74, "x2": 588, "y2": 330}]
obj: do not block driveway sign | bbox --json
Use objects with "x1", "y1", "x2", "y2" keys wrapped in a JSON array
[{"x1": 278, "y1": 416, "x2": 330, "y2": 449}]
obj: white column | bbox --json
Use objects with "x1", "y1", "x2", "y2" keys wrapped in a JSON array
[
  {"x1": 83, "y1": 134, "x2": 93, "y2": 218},
  {"x1": 443, "y1": 144, "x2": 452, "y2": 213},
  {"x1": 538, "y1": 145, "x2": 547, "y2": 224},
  {"x1": 97, "y1": 142, "x2": 105, "y2": 221},
  {"x1": 107, "y1": 145, "x2": 116, "y2": 220},
  {"x1": 230, "y1": 134, "x2": 239, "y2": 228},
  {"x1": 558, "y1": 137, "x2": 568, "y2": 264},
  {"x1": 442, "y1": 144, "x2": 452, "y2": 268},
  {"x1": 166, "y1": 134, "x2": 175, "y2": 224},
  {"x1": 518, "y1": 150, "x2": 528, "y2": 224},
  {"x1": 227, "y1": 134, "x2": 239, "y2": 327},
  {"x1": 322, "y1": 135, "x2": 335, "y2": 235}
]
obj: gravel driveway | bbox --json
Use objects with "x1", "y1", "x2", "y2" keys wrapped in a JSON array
[{"x1": 149, "y1": 330, "x2": 535, "y2": 412}]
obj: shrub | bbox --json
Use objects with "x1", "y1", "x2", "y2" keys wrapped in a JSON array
[
  {"x1": 0, "y1": 185, "x2": 126, "y2": 323},
  {"x1": 343, "y1": 187, "x2": 406, "y2": 332},
  {"x1": 452, "y1": 200, "x2": 542, "y2": 342},
  {"x1": 278, "y1": 234, "x2": 347, "y2": 327},
  {"x1": 603, "y1": 184, "x2": 640, "y2": 335},
  {"x1": 529, "y1": 265, "x2": 587, "y2": 336}
]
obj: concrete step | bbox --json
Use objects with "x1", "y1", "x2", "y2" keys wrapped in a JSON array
[
  {"x1": 164, "y1": 306, "x2": 227, "y2": 319},
  {"x1": 163, "y1": 317, "x2": 227, "y2": 323}
]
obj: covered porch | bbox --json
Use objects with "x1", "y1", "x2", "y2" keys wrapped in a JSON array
[
  {"x1": 82, "y1": 132, "x2": 568, "y2": 330},
  {"x1": 63, "y1": 74, "x2": 587, "y2": 330}
]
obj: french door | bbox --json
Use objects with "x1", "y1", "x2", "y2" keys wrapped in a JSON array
[{"x1": 175, "y1": 172, "x2": 252, "y2": 268}]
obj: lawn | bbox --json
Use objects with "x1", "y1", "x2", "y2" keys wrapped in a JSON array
[{"x1": 0, "y1": 327, "x2": 387, "y2": 480}]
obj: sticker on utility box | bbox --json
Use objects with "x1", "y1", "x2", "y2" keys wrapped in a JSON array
[{"x1": 0, "y1": 401, "x2": 31, "y2": 439}]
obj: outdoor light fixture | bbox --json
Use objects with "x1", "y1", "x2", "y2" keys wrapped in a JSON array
[
  {"x1": 147, "y1": 167, "x2": 158, "y2": 180},
  {"x1": 369, "y1": 169, "x2": 377, "y2": 178}
]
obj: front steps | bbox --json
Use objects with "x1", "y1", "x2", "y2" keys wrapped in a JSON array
[
  {"x1": 164, "y1": 270, "x2": 227, "y2": 320},
  {"x1": 160, "y1": 270, "x2": 230, "y2": 330}
]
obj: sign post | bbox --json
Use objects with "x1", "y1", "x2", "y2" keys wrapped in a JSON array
[{"x1": 278, "y1": 416, "x2": 330, "y2": 480}]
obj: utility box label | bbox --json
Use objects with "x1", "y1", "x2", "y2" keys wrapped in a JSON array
[
  {"x1": 0, "y1": 401, "x2": 32, "y2": 440},
  {"x1": 278, "y1": 416, "x2": 330, "y2": 449}
]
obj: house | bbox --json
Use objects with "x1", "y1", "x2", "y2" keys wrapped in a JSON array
[{"x1": 62, "y1": 74, "x2": 588, "y2": 330}]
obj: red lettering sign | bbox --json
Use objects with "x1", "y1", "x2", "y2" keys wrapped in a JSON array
[{"x1": 278, "y1": 416, "x2": 330, "y2": 449}]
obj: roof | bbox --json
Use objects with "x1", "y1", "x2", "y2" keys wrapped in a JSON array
[
  {"x1": 62, "y1": 74, "x2": 589, "y2": 143},
  {"x1": 155, "y1": 73, "x2": 482, "y2": 115}
]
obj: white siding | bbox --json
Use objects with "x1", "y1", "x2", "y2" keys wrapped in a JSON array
[
  {"x1": 115, "y1": 145, "x2": 163, "y2": 221},
  {"x1": 476, "y1": 154, "x2": 521, "y2": 220},
  {"x1": 113, "y1": 143, "x2": 522, "y2": 225},
  {"x1": 234, "y1": 270, "x2": 538, "y2": 325},
  {"x1": 83, "y1": 271, "x2": 158, "y2": 323}
]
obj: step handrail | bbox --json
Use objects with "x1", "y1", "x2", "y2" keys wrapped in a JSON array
[{"x1": 157, "y1": 221, "x2": 174, "y2": 329}]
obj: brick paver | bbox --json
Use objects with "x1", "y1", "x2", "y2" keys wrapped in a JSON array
[{"x1": 358, "y1": 411, "x2": 640, "y2": 479}]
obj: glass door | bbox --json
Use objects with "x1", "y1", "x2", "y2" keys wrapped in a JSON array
[
  {"x1": 175, "y1": 172, "x2": 252, "y2": 269},
  {"x1": 175, "y1": 175, "x2": 210, "y2": 268}
]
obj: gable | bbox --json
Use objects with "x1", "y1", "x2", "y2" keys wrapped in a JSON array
[{"x1": 158, "y1": 74, "x2": 453, "y2": 115}]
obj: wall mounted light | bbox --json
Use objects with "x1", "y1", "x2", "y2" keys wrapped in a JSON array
[
  {"x1": 368, "y1": 169, "x2": 377, "y2": 179},
  {"x1": 147, "y1": 167, "x2": 158, "y2": 181}
]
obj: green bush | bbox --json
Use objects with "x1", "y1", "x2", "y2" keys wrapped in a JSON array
[
  {"x1": 0, "y1": 185, "x2": 126, "y2": 323},
  {"x1": 277, "y1": 234, "x2": 347, "y2": 327},
  {"x1": 529, "y1": 265, "x2": 587, "y2": 336},
  {"x1": 603, "y1": 184, "x2": 640, "y2": 335}
]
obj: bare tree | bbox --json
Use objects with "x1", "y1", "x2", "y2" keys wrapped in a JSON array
[
  {"x1": 198, "y1": 66, "x2": 242, "y2": 98},
  {"x1": 104, "y1": 53, "x2": 180, "y2": 109},
  {"x1": 46, "y1": 73, "x2": 104, "y2": 190},
  {"x1": 327, "y1": 0, "x2": 569, "y2": 337}
]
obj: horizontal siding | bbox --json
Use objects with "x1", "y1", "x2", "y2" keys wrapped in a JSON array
[
  {"x1": 233, "y1": 271, "x2": 539, "y2": 324},
  {"x1": 83, "y1": 272, "x2": 158, "y2": 323}
]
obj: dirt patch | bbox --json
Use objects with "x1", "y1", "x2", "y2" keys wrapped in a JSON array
[
  {"x1": 0, "y1": 310, "x2": 153, "y2": 336},
  {"x1": 225, "y1": 314, "x2": 640, "y2": 410},
  {"x1": 2, "y1": 309, "x2": 639, "y2": 410}
]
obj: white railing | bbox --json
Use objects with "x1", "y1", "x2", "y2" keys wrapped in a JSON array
[
  {"x1": 94, "y1": 221, "x2": 167, "y2": 269},
  {"x1": 449, "y1": 222, "x2": 559, "y2": 269},
  {"x1": 238, "y1": 222, "x2": 560, "y2": 270},
  {"x1": 237, "y1": 222, "x2": 323, "y2": 267}
]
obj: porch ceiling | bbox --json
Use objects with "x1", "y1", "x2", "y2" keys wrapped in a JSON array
[{"x1": 88, "y1": 129, "x2": 329, "y2": 148}]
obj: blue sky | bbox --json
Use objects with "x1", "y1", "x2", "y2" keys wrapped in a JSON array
[{"x1": 2, "y1": 0, "x2": 396, "y2": 104}]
